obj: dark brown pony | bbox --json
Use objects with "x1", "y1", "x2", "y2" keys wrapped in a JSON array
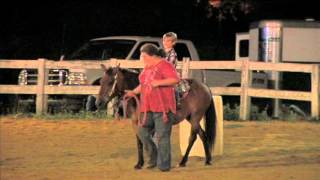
[{"x1": 96, "y1": 65, "x2": 216, "y2": 169}]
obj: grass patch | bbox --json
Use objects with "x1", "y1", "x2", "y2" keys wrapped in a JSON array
[
  {"x1": 223, "y1": 104, "x2": 240, "y2": 120},
  {"x1": 224, "y1": 124, "x2": 245, "y2": 129},
  {"x1": 223, "y1": 103, "x2": 314, "y2": 121},
  {"x1": 1, "y1": 111, "x2": 113, "y2": 121},
  {"x1": 250, "y1": 105, "x2": 271, "y2": 121}
]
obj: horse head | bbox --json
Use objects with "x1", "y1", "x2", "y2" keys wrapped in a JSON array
[{"x1": 96, "y1": 64, "x2": 122, "y2": 109}]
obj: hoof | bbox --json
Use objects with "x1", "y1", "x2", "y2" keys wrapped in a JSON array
[
  {"x1": 205, "y1": 161, "x2": 212, "y2": 166},
  {"x1": 178, "y1": 163, "x2": 186, "y2": 167},
  {"x1": 134, "y1": 164, "x2": 143, "y2": 170}
]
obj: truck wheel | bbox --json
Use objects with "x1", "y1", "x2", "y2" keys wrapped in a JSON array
[
  {"x1": 86, "y1": 95, "x2": 97, "y2": 111},
  {"x1": 0, "y1": 94, "x2": 20, "y2": 114},
  {"x1": 17, "y1": 95, "x2": 36, "y2": 113},
  {"x1": 61, "y1": 95, "x2": 86, "y2": 113}
]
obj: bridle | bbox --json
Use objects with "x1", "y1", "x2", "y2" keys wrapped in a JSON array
[
  {"x1": 100, "y1": 70, "x2": 120, "y2": 103},
  {"x1": 109, "y1": 71, "x2": 119, "y2": 97}
]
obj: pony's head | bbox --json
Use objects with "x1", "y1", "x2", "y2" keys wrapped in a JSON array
[{"x1": 96, "y1": 64, "x2": 122, "y2": 108}]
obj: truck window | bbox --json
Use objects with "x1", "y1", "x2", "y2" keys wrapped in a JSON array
[
  {"x1": 68, "y1": 40, "x2": 136, "y2": 60},
  {"x1": 131, "y1": 42, "x2": 160, "y2": 60},
  {"x1": 239, "y1": 40, "x2": 249, "y2": 57},
  {"x1": 175, "y1": 43, "x2": 191, "y2": 60}
]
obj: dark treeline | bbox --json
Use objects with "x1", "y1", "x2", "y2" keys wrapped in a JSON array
[{"x1": 0, "y1": 0, "x2": 318, "y2": 60}]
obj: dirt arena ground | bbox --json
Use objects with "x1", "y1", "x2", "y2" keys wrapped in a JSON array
[{"x1": 1, "y1": 117, "x2": 320, "y2": 180}]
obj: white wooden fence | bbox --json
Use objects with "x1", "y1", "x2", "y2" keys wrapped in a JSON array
[{"x1": 0, "y1": 58, "x2": 319, "y2": 120}]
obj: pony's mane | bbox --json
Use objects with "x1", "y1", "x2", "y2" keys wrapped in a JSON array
[
  {"x1": 120, "y1": 68, "x2": 139, "y2": 74},
  {"x1": 105, "y1": 67, "x2": 139, "y2": 76}
]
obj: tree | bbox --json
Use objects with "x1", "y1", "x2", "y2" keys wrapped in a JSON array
[
  {"x1": 191, "y1": 0, "x2": 257, "y2": 59},
  {"x1": 201, "y1": 0, "x2": 255, "y2": 21}
]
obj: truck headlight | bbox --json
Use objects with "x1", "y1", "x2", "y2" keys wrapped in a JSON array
[
  {"x1": 48, "y1": 69, "x2": 69, "y2": 86},
  {"x1": 18, "y1": 69, "x2": 28, "y2": 85},
  {"x1": 67, "y1": 72, "x2": 88, "y2": 85}
]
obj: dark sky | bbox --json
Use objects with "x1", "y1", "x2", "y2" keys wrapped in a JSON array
[{"x1": 1, "y1": 0, "x2": 319, "y2": 60}]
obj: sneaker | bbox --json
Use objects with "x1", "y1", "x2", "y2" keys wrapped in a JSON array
[
  {"x1": 146, "y1": 164, "x2": 156, "y2": 169},
  {"x1": 159, "y1": 168, "x2": 170, "y2": 172}
]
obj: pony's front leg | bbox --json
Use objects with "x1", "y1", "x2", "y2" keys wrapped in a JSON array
[
  {"x1": 134, "y1": 135, "x2": 144, "y2": 169},
  {"x1": 127, "y1": 100, "x2": 144, "y2": 169}
]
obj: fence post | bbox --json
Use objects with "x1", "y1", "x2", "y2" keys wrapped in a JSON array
[
  {"x1": 311, "y1": 65, "x2": 320, "y2": 119},
  {"x1": 36, "y1": 58, "x2": 48, "y2": 115},
  {"x1": 240, "y1": 60, "x2": 251, "y2": 120},
  {"x1": 181, "y1": 57, "x2": 190, "y2": 78}
]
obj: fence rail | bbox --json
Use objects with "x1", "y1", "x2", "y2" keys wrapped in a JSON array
[{"x1": 0, "y1": 58, "x2": 319, "y2": 120}]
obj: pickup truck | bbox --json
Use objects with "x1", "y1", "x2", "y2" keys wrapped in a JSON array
[{"x1": 17, "y1": 36, "x2": 267, "y2": 112}]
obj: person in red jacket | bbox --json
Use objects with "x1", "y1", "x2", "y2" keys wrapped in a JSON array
[{"x1": 125, "y1": 43, "x2": 179, "y2": 172}]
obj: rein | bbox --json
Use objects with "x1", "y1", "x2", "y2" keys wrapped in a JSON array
[
  {"x1": 109, "y1": 72, "x2": 119, "y2": 97},
  {"x1": 123, "y1": 94, "x2": 146, "y2": 126}
]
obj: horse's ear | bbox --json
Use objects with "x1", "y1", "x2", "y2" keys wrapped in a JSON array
[
  {"x1": 100, "y1": 64, "x2": 107, "y2": 71},
  {"x1": 115, "y1": 63, "x2": 121, "y2": 71},
  {"x1": 114, "y1": 63, "x2": 121, "y2": 73}
]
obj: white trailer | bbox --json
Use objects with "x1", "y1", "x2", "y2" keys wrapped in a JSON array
[{"x1": 236, "y1": 20, "x2": 320, "y2": 117}]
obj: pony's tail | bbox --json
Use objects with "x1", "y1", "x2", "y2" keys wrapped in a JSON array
[{"x1": 204, "y1": 96, "x2": 216, "y2": 153}]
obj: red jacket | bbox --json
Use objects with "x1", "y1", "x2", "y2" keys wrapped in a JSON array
[{"x1": 139, "y1": 60, "x2": 179, "y2": 117}]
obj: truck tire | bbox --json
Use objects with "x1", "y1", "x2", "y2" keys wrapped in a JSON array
[
  {"x1": 62, "y1": 95, "x2": 86, "y2": 113},
  {"x1": 86, "y1": 95, "x2": 97, "y2": 111},
  {"x1": 17, "y1": 95, "x2": 36, "y2": 113}
]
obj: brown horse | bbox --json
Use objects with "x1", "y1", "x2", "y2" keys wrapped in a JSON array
[{"x1": 96, "y1": 64, "x2": 216, "y2": 169}]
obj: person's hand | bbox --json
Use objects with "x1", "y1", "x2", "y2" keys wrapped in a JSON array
[
  {"x1": 124, "y1": 90, "x2": 136, "y2": 97},
  {"x1": 151, "y1": 80, "x2": 160, "y2": 88}
]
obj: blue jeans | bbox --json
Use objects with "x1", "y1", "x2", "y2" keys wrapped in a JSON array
[{"x1": 138, "y1": 112, "x2": 175, "y2": 171}]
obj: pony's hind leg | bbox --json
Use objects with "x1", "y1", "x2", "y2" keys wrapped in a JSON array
[
  {"x1": 198, "y1": 127, "x2": 212, "y2": 165},
  {"x1": 134, "y1": 135, "x2": 144, "y2": 169},
  {"x1": 179, "y1": 126, "x2": 198, "y2": 167}
]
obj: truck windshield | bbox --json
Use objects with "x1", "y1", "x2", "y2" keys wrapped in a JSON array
[{"x1": 67, "y1": 40, "x2": 136, "y2": 60}]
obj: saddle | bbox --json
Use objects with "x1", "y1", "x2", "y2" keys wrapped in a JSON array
[
  {"x1": 175, "y1": 79, "x2": 190, "y2": 108},
  {"x1": 177, "y1": 79, "x2": 190, "y2": 98}
]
